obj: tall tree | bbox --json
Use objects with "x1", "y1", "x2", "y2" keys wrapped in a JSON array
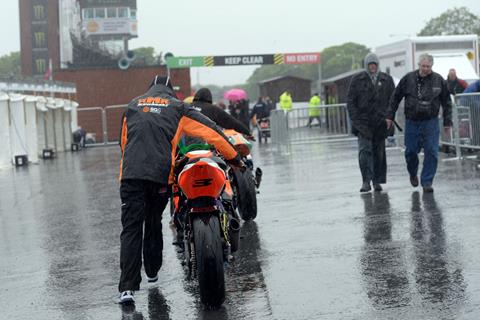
[
  {"x1": 418, "y1": 7, "x2": 480, "y2": 36},
  {"x1": 321, "y1": 42, "x2": 370, "y2": 79},
  {"x1": 131, "y1": 47, "x2": 162, "y2": 66},
  {"x1": 0, "y1": 52, "x2": 21, "y2": 77}
]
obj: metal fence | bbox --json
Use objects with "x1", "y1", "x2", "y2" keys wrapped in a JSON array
[
  {"x1": 271, "y1": 93, "x2": 480, "y2": 159},
  {"x1": 446, "y1": 93, "x2": 480, "y2": 152},
  {"x1": 77, "y1": 104, "x2": 126, "y2": 146},
  {"x1": 270, "y1": 103, "x2": 351, "y2": 144},
  {"x1": 80, "y1": 94, "x2": 480, "y2": 159}
]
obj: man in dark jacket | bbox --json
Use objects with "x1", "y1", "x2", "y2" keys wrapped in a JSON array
[
  {"x1": 250, "y1": 97, "x2": 270, "y2": 122},
  {"x1": 347, "y1": 53, "x2": 395, "y2": 192},
  {"x1": 387, "y1": 54, "x2": 452, "y2": 193},
  {"x1": 193, "y1": 88, "x2": 251, "y2": 136},
  {"x1": 117, "y1": 76, "x2": 242, "y2": 305}
]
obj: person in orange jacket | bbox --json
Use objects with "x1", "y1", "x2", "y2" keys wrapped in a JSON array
[{"x1": 117, "y1": 75, "x2": 242, "y2": 305}]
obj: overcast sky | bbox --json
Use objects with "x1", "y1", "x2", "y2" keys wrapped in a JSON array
[{"x1": 1, "y1": 0, "x2": 479, "y2": 85}]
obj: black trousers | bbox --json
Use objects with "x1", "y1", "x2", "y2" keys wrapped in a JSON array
[
  {"x1": 357, "y1": 135, "x2": 387, "y2": 184},
  {"x1": 118, "y1": 179, "x2": 170, "y2": 292}
]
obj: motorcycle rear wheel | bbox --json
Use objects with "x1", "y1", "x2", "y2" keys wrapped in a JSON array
[{"x1": 193, "y1": 215, "x2": 225, "y2": 307}]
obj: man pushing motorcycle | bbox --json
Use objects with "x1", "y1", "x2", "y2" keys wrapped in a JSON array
[{"x1": 117, "y1": 75, "x2": 243, "y2": 305}]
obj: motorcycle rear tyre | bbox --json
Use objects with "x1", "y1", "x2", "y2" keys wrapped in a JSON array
[{"x1": 193, "y1": 216, "x2": 225, "y2": 307}]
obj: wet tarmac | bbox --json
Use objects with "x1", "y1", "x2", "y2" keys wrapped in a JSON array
[{"x1": 1, "y1": 139, "x2": 480, "y2": 319}]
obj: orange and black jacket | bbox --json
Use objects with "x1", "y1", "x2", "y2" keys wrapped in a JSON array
[{"x1": 119, "y1": 84, "x2": 240, "y2": 184}]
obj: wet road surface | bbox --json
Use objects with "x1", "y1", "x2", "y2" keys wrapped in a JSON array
[{"x1": 1, "y1": 140, "x2": 480, "y2": 319}]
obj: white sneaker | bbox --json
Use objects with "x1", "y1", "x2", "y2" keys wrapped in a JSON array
[
  {"x1": 146, "y1": 274, "x2": 158, "y2": 283},
  {"x1": 119, "y1": 290, "x2": 135, "y2": 304}
]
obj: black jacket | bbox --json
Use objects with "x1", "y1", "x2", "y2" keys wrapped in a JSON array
[
  {"x1": 250, "y1": 101, "x2": 270, "y2": 120},
  {"x1": 347, "y1": 71, "x2": 395, "y2": 139},
  {"x1": 387, "y1": 70, "x2": 452, "y2": 126},
  {"x1": 192, "y1": 100, "x2": 251, "y2": 136},
  {"x1": 119, "y1": 84, "x2": 240, "y2": 184}
]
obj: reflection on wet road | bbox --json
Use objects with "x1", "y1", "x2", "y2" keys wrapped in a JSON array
[{"x1": 1, "y1": 141, "x2": 479, "y2": 319}]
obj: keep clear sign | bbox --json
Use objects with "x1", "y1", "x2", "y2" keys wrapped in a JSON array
[{"x1": 215, "y1": 55, "x2": 274, "y2": 66}]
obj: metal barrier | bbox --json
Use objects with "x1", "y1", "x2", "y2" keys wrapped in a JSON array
[
  {"x1": 270, "y1": 103, "x2": 351, "y2": 144},
  {"x1": 105, "y1": 105, "x2": 127, "y2": 143},
  {"x1": 76, "y1": 104, "x2": 126, "y2": 146},
  {"x1": 76, "y1": 107, "x2": 107, "y2": 146},
  {"x1": 453, "y1": 93, "x2": 480, "y2": 149},
  {"x1": 438, "y1": 92, "x2": 480, "y2": 159}
]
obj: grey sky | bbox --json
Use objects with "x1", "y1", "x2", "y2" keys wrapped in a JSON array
[{"x1": 1, "y1": 0, "x2": 479, "y2": 85}]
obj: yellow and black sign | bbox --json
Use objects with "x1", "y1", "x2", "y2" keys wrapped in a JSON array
[
  {"x1": 274, "y1": 54, "x2": 284, "y2": 64},
  {"x1": 204, "y1": 56, "x2": 214, "y2": 66}
]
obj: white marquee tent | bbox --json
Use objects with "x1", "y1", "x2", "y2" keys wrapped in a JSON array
[{"x1": 0, "y1": 92, "x2": 78, "y2": 169}]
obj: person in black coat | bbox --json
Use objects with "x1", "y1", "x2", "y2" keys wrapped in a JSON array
[
  {"x1": 347, "y1": 53, "x2": 395, "y2": 192},
  {"x1": 192, "y1": 88, "x2": 252, "y2": 136},
  {"x1": 250, "y1": 97, "x2": 270, "y2": 121}
]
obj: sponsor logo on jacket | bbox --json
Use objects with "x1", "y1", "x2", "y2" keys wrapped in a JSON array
[
  {"x1": 142, "y1": 106, "x2": 164, "y2": 114},
  {"x1": 138, "y1": 97, "x2": 170, "y2": 107}
]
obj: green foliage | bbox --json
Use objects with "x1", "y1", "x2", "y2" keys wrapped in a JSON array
[
  {"x1": 321, "y1": 42, "x2": 370, "y2": 79},
  {"x1": 0, "y1": 51, "x2": 21, "y2": 77},
  {"x1": 132, "y1": 47, "x2": 161, "y2": 65},
  {"x1": 418, "y1": 7, "x2": 480, "y2": 36}
]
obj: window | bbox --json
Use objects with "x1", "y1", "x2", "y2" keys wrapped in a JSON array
[
  {"x1": 34, "y1": 32, "x2": 46, "y2": 48},
  {"x1": 130, "y1": 9, "x2": 137, "y2": 19},
  {"x1": 35, "y1": 59, "x2": 46, "y2": 74},
  {"x1": 33, "y1": 5, "x2": 45, "y2": 20},
  {"x1": 83, "y1": 8, "x2": 94, "y2": 19},
  {"x1": 107, "y1": 7, "x2": 117, "y2": 18},
  {"x1": 118, "y1": 7, "x2": 128, "y2": 18},
  {"x1": 95, "y1": 7, "x2": 105, "y2": 18}
]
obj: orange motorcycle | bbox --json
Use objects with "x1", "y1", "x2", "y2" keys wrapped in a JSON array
[{"x1": 174, "y1": 148, "x2": 241, "y2": 307}]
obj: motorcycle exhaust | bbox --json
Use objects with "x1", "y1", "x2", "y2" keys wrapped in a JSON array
[
  {"x1": 229, "y1": 218, "x2": 241, "y2": 253},
  {"x1": 255, "y1": 167, "x2": 263, "y2": 188}
]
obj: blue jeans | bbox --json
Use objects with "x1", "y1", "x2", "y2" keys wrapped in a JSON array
[{"x1": 404, "y1": 118, "x2": 440, "y2": 187}]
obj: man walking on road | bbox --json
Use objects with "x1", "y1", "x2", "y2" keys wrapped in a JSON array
[
  {"x1": 117, "y1": 76, "x2": 242, "y2": 305},
  {"x1": 347, "y1": 53, "x2": 395, "y2": 192},
  {"x1": 387, "y1": 54, "x2": 452, "y2": 193}
]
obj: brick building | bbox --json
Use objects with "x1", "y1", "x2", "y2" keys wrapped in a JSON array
[
  {"x1": 55, "y1": 66, "x2": 190, "y2": 142},
  {"x1": 19, "y1": 0, "x2": 191, "y2": 143},
  {"x1": 19, "y1": 0, "x2": 61, "y2": 78}
]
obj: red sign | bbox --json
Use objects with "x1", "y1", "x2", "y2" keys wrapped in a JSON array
[{"x1": 284, "y1": 52, "x2": 321, "y2": 65}]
